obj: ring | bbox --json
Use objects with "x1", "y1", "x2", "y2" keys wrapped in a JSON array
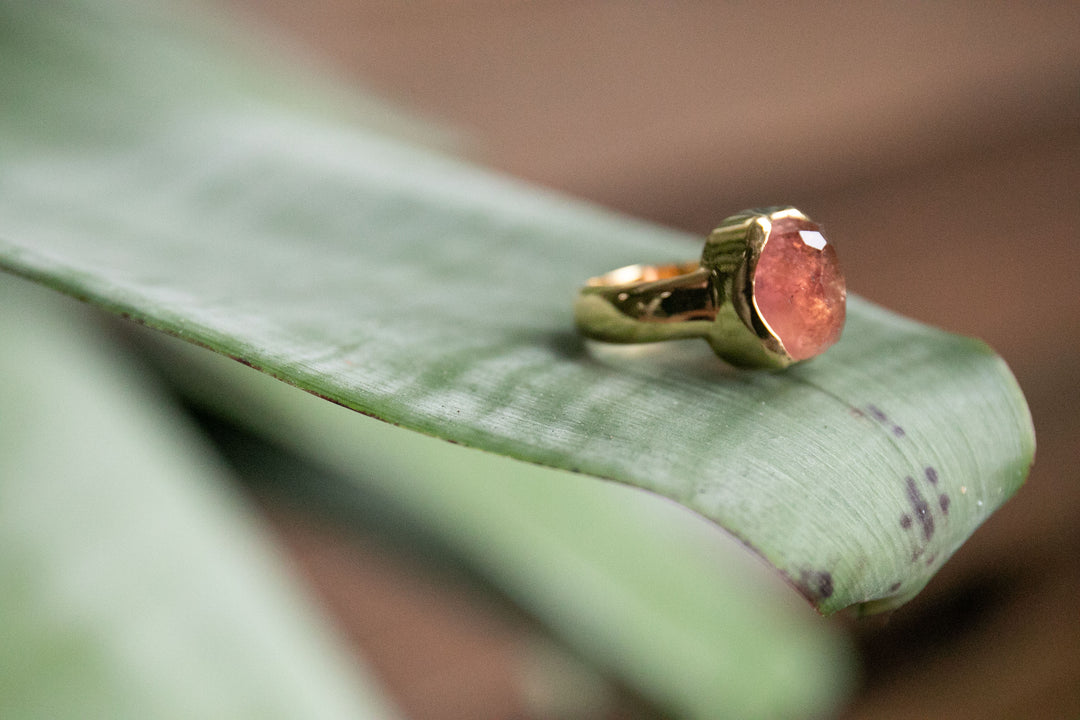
[{"x1": 574, "y1": 207, "x2": 846, "y2": 369}]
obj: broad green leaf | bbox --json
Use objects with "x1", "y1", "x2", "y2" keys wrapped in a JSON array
[
  {"x1": 141, "y1": 329, "x2": 856, "y2": 720},
  {"x1": 0, "y1": 278, "x2": 403, "y2": 719},
  {"x1": 0, "y1": 0, "x2": 1034, "y2": 622}
]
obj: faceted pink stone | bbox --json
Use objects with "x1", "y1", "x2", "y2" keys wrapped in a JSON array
[{"x1": 753, "y1": 217, "x2": 846, "y2": 361}]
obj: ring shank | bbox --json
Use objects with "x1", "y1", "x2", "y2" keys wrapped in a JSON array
[{"x1": 574, "y1": 262, "x2": 718, "y2": 345}]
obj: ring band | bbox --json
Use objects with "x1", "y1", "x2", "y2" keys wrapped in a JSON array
[{"x1": 574, "y1": 207, "x2": 847, "y2": 369}]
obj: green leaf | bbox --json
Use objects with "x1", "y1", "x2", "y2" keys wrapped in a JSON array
[
  {"x1": 0, "y1": 278, "x2": 403, "y2": 719},
  {"x1": 0, "y1": 0, "x2": 1033, "y2": 621},
  {"x1": 143, "y1": 330, "x2": 856, "y2": 720}
]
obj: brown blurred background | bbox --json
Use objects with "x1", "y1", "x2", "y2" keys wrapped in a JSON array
[{"x1": 218, "y1": 2, "x2": 1080, "y2": 718}]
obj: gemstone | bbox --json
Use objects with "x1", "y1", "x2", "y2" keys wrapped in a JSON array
[{"x1": 752, "y1": 217, "x2": 846, "y2": 361}]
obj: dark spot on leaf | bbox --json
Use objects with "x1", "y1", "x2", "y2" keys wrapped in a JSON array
[
  {"x1": 900, "y1": 513, "x2": 913, "y2": 529},
  {"x1": 816, "y1": 572, "x2": 834, "y2": 599},
  {"x1": 865, "y1": 404, "x2": 905, "y2": 437},
  {"x1": 939, "y1": 493, "x2": 951, "y2": 515},
  {"x1": 925, "y1": 553, "x2": 937, "y2": 566},
  {"x1": 925, "y1": 466, "x2": 939, "y2": 485},
  {"x1": 888, "y1": 581, "x2": 902, "y2": 593},
  {"x1": 787, "y1": 568, "x2": 836, "y2": 603},
  {"x1": 905, "y1": 476, "x2": 934, "y2": 541}
]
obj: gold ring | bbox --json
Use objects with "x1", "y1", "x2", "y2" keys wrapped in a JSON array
[{"x1": 574, "y1": 207, "x2": 847, "y2": 369}]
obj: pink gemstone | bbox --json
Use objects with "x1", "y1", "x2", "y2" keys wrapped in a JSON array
[{"x1": 753, "y1": 217, "x2": 846, "y2": 361}]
